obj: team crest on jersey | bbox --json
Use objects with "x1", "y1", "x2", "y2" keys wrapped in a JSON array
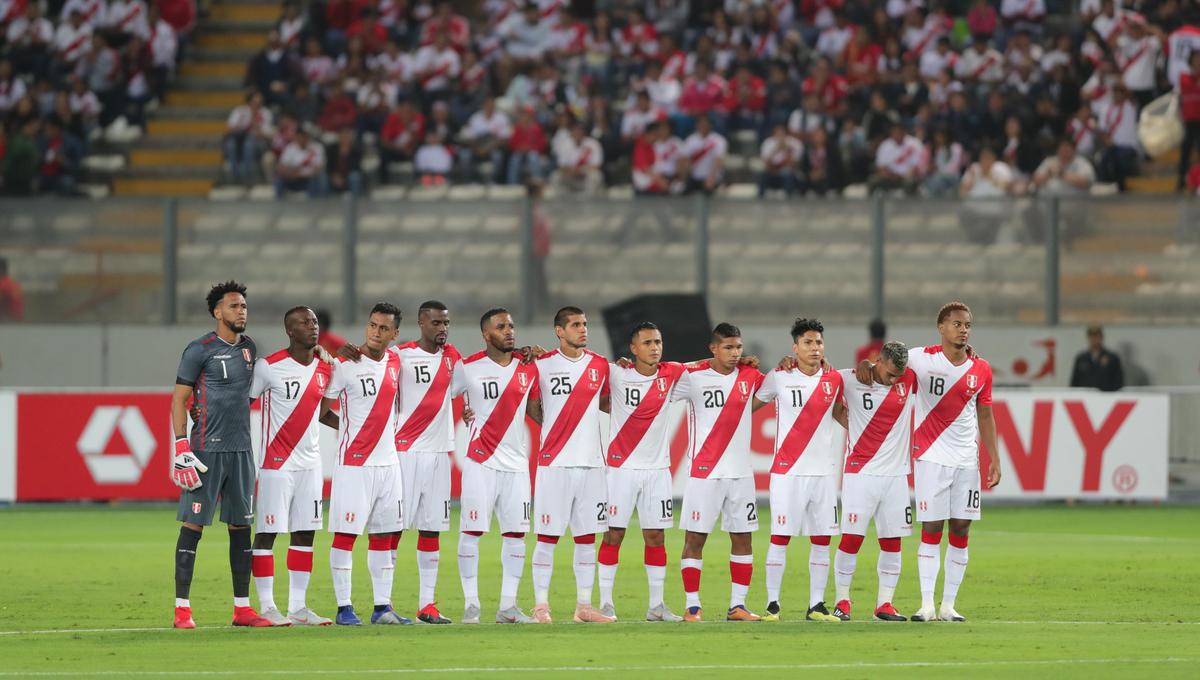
[
  {"x1": 518, "y1": 372, "x2": 529, "y2": 389},
  {"x1": 588, "y1": 368, "x2": 599, "y2": 382},
  {"x1": 775, "y1": 515, "x2": 786, "y2": 526},
  {"x1": 444, "y1": 357, "x2": 452, "y2": 371},
  {"x1": 895, "y1": 383, "x2": 907, "y2": 398},
  {"x1": 919, "y1": 501, "x2": 928, "y2": 512},
  {"x1": 345, "y1": 512, "x2": 356, "y2": 523},
  {"x1": 656, "y1": 377, "x2": 667, "y2": 393},
  {"x1": 242, "y1": 349, "x2": 252, "y2": 362},
  {"x1": 468, "y1": 510, "x2": 479, "y2": 521},
  {"x1": 192, "y1": 502, "x2": 202, "y2": 514},
  {"x1": 967, "y1": 374, "x2": 978, "y2": 390},
  {"x1": 822, "y1": 382, "x2": 833, "y2": 396},
  {"x1": 317, "y1": 374, "x2": 326, "y2": 389},
  {"x1": 737, "y1": 381, "x2": 749, "y2": 396},
  {"x1": 264, "y1": 514, "x2": 276, "y2": 526},
  {"x1": 541, "y1": 513, "x2": 551, "y2": 525},
  {"x1": 691, "y1": 511, "x2": 701, "y2": 521},
  {"x1": 847, "y1": 513, "x2": 858, "y2": 524},
  {"x1": 389, "y1": 368, "x2": 398, "y2": 382}
]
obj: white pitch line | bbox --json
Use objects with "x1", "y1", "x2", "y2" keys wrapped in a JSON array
[
  {"x1": 0, "y1": 657, "x2": 1195, "y2": 676},
  {"x1": 979, "y1": 530, "x2": 1199, "y2": 544}
]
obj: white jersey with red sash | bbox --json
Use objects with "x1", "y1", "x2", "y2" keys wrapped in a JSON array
[
  {"x1": 840, "y1": 368, "x2": 917, "y2": 477},
  {"x1": 673, "y1": 363, "x2": 765, "y2": 480},
  {"x1": 325, "y1": 352, "x2": 402, "y2": 467},
  {"x1": 392, "y1": 341, "x2": 463, "y2": 453},
  {"x1": 534, "y1": 349, "x2": 609, "y2": 467},
  {"x1": 908, "y1": 346, "x2": 993, "y2": 469},
  {"x1": 251, "y1": 350, "x2": 332, "y2": 471},
  {"x1": 453, "y1": 351, "x2": 539, "y2": 472},
  {"x1": 606, "y1": 362, "x2": 686, "y2": 470},
  {"x1": 756, "y1": 367, "x2": 844, "y2": 477}
]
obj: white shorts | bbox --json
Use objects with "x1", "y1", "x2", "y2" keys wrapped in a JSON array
[
  {"x1": 328, "y1": 463, "x2": 404, "y2": 535},
  {"x1": 680, "y1": 476, "x2": 759, "y2": 534},
  {"x1": 840, "y1": 474, "x2": 912, "y2": 538},
  {"x1": 768, "y1": 473, "x2": 840, "y2": 537},
  {"x1": 914, "y1": 459, "x2": 982, "y2": 522},
  {"x1": 255, "y1": 467, "x2": 324, "y2": 534},
  {"x1": 400, "y1": 450, "x2": 452, "y2": 532},
  {"x1": 606, "y1": 466, "x2": 674, "y2": 530},
  {"x1": 460, "y1": 458, "x2": 531, "y2": 534},
  {"x1": 533, "y1": 466, "x2": 608, "y2": 537}
]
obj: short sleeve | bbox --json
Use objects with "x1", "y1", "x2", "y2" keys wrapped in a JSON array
[
  {"x1": 324, "y1": 362, "x2": 345, "y2": 398},
  {"x1": 977, "y1": 363, "x2": 993, "y2": 407},
  {"x1": 670, "y1": 370, "x2": 692, "y2": 402},
  {"x1": 755, "y1": 370, "x2": 778, "y2": 402},
  {"x1": 449, "y1": 360, "x2": 468, "y2": 398},
  {"x1": 249, "y1": 359, "x2": 270, "y2": 400},
  {"x1": 175, "y1": 341, "x2": 205, "y2": 386}
]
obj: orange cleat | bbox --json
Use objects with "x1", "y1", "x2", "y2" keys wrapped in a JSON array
[
  {"x1": 231, "y1": 606, "x2": 273, "y2": 627},
  {"x1": 173, "y1": 606, "x2": 195, "y2": 629},
  {"x1": 683, "y1": 606, "x2": 703, "y2": 622},
  {"x1": 726, "y1": 605, "x2": 762, "y2": 622},
  {"x1": 572, "y1": 604, "x2": 615, "y2": 623}
]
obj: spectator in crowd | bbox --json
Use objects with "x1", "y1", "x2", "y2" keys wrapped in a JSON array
[
  {"x1": 414, "y1": 130, "x2": 452, "y2": 184},
  {"x1": 958, "y1": 146, "x2": 1014, "y2": 244},
  {"x1": 7, "y1": 3, "x2": 54, "y2": 78},
  {"x1": 223, "y1": 91, "x2": 273, "y2": 184},
  {"x1": 631, "y1": 120, "x2": 681, "y2": 195},
  {"x1": 1096, "y1": 84, "x2": 1139, "y2": 191},
  {"x1": 274, "y1": 126, "x2": 327, "y2": 198},
  {"x1": 0, "y1": 257, "x2": 23, "y2": 322},
  {"x1": 870, "y1": 122, "x2": 924, "y2": 194},
  {"x1": 37, "y1": 115, "x2": 82, "y2": 195},
  {"x1": 326, "y1": 126, "x2": 363, "y2": 195},
  {"x1": 317, "y1": 79, "x2": 357, "y2": 132},
  {"x1": 457, "y1": 95, "x2": 509, "y2": 183},
  {"x1": 1070, "y1": 325, "x2": 1124, "y2": 392},
  {"x1": 3, "y1": 118, "x2": 39, "y2": 195},
  {"x1": 506, "y1": 104, "x2": 546, "y2": 185},
  {"x1": 681, "y1": 113, "x2": 726, "y2": 194},
  {"x1": 378, "y1": 98, "x2": 424, "y2": 182},
  {"x1": 923, "y1": 127, "x2": 966, "y2": 197},
  {"x1": 855, "y1": 318, "x2": 886, "y2": 364},
  {"x1": 245, "y1": 30, "x2": 301, "y2": 107},
  {"x1": 552, "y1": 120, "x2": 603, "y2": 195},
  {"x1": 1029, "y1": 138, "x2": 1096, "y2": 242},
  {"x1": 1177, "y1": 51, "x2": 1200, "y2": 191},
  {"x1": 758, "y1": 122, "x2": 801, "y2": 196}
]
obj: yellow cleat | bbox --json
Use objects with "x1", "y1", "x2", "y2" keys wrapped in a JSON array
[{"x1": 806, "y1": 602, "x2": 841, "y2": 622}]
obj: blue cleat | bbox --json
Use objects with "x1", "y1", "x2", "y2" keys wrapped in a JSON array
[
  {"x1": 371, "y1": 606, "x2": 414, "y2": 625},
  {"x1": 335, "y1": 605, "x2": 362, "y2": 626}
]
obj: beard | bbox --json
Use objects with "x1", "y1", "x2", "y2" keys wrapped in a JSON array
[{"x1": 223, "y1": 318, "x2": 246, "y2": 334}]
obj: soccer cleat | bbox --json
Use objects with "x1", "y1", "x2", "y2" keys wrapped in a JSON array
[
  {"x1": 645, "y1": 604, "x2": 683, "y2": 622},
  {"x1": 761, "y1": 601, "x2": 781, "y2": 622},
  {"x1": 939, "y1": 605, "x2": 966, "y2": 622},
  {"x1": 259, "y1": 606, "x2": 293, "y2": 627},
  {"x1": 496, "y1": 606, "x2": 535, "y2": 624},
  {"x1": 874, "y1": 602, "x2": 907, "y2": 622},
  {"x1": 832, "y1": 600, "x2": 852, "y2": 621},
  {"x1": 599, "y1": 603, "x2": 618, "y2": 620},
  {"x1": 417, "y1": 602, "x2": 452, "y2": 624},
  {"x1": 173, "y1": 606, "x2": 195, "y2": 629},
  {"x1": 231, "y1": 606, "x2": 272, "y2": 627},
  {"x1": 572, "y1": 603, "x2": 616, "y2": 623},
  {"x1": 287, "y1": 608, "x2": 332, "y2": 626},
  {"x1": 531, "y1": 603, "x2": 553, "y2": 624},
  {"x1": 683, "y1": 606, "x2": 703, "y2": 622},
  {"x1": 911, "y1": 605, "x2": 939, "y2": 622},
  {"x1": 726, "y1": 604, "x2": 762, "y2": 622},
  {"x1": 806, "y1": 602, "x2": 841, "y2": 622},
  {"x1": 461, "y1": 604, "x2": 481, "y2": 625},
  {"x1": 371, "y1": 606, "x2": 413, "y2": 625},
  {"x1": 335, "y1": 605, "x2": 362, "y2": 626}
]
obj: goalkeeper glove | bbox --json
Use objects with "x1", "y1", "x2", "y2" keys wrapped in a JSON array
[{"x1": 171, "y1": 438, "x2": 208, "y2": 491}]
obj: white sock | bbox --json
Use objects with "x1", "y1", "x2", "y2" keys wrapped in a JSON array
[
  {"x1": 287, "y1": 546, "x2": 314, "y2": 614},
  {"x1": 458, "y1": 534, "x2": 481, "y2": 608},
  {"x1": 834, "y1": 549, "x2": 857, "y2": 603},
  {"x1": 729, "y1": 553, "x2": 752, "y2": 610},
  {"x1": 233, "y1": 596, "x2": 251, "y2": 608},
  {"x1": 917, "y1": 540, "x2": 941, "y2": 610},
  {"x1": 808, "y1": 543, "x2": 831, "y2": 607},
  {"x1": 330, "y1": 547, "x2": 354, "y2": 607},
  {"x1": 943, "y1": 545, "x2": 969, "y2": 608},
  {"x1": 417, "y1": 545, "x2": 439, "y2": 609},
  {"x1": 646, "y1": 564, "x2": 666, "y2": 609},
  {"x1": 573, "y1": 541, "x2": 596, "y2": 605},
  {"x1": 877, "y1": 549, "x2": 902, "y2": 607},
  {"x1": 531, "y1": 540, "x2": 555, "y2": 606},
  {"x1": 765, "y1": 541, "x2": 788, "y2": 604},
  {"x1": 500, "y1": 536, "x2": 526, "y2": 610},
  {"x1": 252, "y1": 549, "x2": 276, "y2": 612},
  {"x1": 367, "y1": 549, "x2": 394, "y2": 606},
  {"x1": 175, "y1": 598, "x2": 190, "y2": 608},
  {"x1": 681, "y1": 558, "x2": 703, "y2": 609},
  {"x1": 598, "y1": 561, "x2": 617, "y2": 608}
]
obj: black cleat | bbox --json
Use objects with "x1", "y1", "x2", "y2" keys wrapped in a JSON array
[{"x1": 874, "y1": 602, "x2": 907, "y2": 621}]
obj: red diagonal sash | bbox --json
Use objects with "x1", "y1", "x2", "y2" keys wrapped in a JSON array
[
  {"x1": 396, "y1": 349, "x2": 457, "y2": 451},
  {"x1": 912, "y1": 360, "x2": 989, "y2": 459},
  {"x1": 971, "y1": 54, "x2": 996, "y2": 80},
  {"x1": 691, "y1": 365, "x2": 761, "y2": 478},
  {"x1": 264, "y1": 362, "x2": 331, "y2": 470},
  {"x1": 607, "y1": 363, "x2": 683, "y2": 467},
  {"x1": 770, "y1": 370, "x2": 841, "y2": 474},
  {"x1": 468, "y1": 358, "x2": 536, "y2": 463},
  {"x1": 343, "y1": 352, "x2": 400, "y2": 465},
  {"x1": 844, "y1": 371, "x2": 916, "y2": 473},
  {"x1": 538, "y1": 353, "x2": 608, "y2": 465}
]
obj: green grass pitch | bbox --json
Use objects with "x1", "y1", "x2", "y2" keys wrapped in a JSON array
[{"x1": 0, "y1": 504, "x2": 1197, "y2": 678}]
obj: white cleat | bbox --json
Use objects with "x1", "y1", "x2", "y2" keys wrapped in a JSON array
[
  {"x1": 495, "y1": 606, "x2": 535, "y2": 624},
  {"x1": 260, "y1": 606, "x2": 293, "y2": 627},
  {"x1": 646, "y1": 604, "x2": 684, "y2": 622},
  {"x1": 910, "y1": 605, "x2": 939, "y2": 622},
  {"x1": 939, "y1": 605, "x2": 966, "y2": 622},
  {"x1": 287, "y1": 607, "x2": 332, "y2": 626},
  {"x1": 599, "y1": 603, "x2": 618, "y2": 621},
  {"x1": 461, "y1": 604, "x2": 481, "y2": 625}
]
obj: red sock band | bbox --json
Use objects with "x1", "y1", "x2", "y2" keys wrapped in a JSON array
[
  {"x1": 287, "y1": 548, "x2": 313, "y2": 572},
  {"x1": 949, "y1": 533, "x2": 969, "y2": 549},
  {"x1": 597, "y1": 542, "x2": 620, "y2": 565},
  {"x1": 463, "y1": 531, "x2": 484, "y2": 537},
  {"x1": 368, "y1": 536, "x2": 391, "y2": 551},
  {"x1": 770, "y1": 535, "x2": 791, "y2": 546},
  {"x1": 251, "y1": 553, "x2": 273, "y2": 577},
  {"x1": 573, "y1": 533, "x2": 596, "y2": 545},
  {"x1": 730, "y1": 561, "x2": 753, "y2": 586},
  {"x1": 810, "y1": 535, "x2": 831, "y2": 546},
  {"x1": 389, "y1": 534, "x2": 401, "y2": 550},
  {"x1": 922, "y1": 531, "x2": 943, "y2": 545},
  {"x1": 501, "y1": 532, "x2": 525, "y2": 539},
  {"x1": 644, "y1": 545, "x2": 667, "y2": 567},
  {"x1": 537, "y1": 534, "x2": 559, "y2": 544},
  {"x1": 417, "y1": 536, "x2": 439, "y2": 552},
  {"x1": 878, "y1": 537, "x2": 902, "y2": 553},
  {"x1": 838, "y1": 533, "x2": 864, "y2": 555},
  {"x1": 332, "y1": 533, "x2": 357, "y2": 551},
  {"x1": 681, "y1": 567, "x2": 701, "y2": 592}
]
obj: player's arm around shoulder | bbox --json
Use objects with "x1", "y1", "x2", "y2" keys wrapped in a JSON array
[{"x1": 751, "y1": 367, "x2": 775, "y2": 412}]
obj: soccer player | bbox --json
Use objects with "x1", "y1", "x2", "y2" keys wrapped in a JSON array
[
  {"x1": 247, "y1": 306, "x2": 337, "y2": 626},
  {"x1": 833, "y1": 340, "x2": 916, "y2": 622},
  {"x1": 672, "y1": 322, "x2": 766, "y2": 622},
  {"x1": 752, "y1": 318, "x2": 844, "y2": 622},
  {"x1": 170, "y1": 281, "x2": 269, "y2": 628},
  {"x1": 596, "y1": 321, "x2": 685, "y2": 623},
  {"x1": 452, "y1": 308, "x2": 539, "y2": 624},
  {"x1": 858, "y1": 302, "x2": 1001, "y2": 622},
  {"x1": 526, "y1": 306, "x2": 614, "y2": 624},
  {"x1": 318, "y1": 303, "x2": 408, "y2": 626}
]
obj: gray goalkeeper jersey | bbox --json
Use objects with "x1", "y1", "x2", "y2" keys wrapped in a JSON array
[{"x1": 175, "y1": 332, "x2": 257, "y2": 452}]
